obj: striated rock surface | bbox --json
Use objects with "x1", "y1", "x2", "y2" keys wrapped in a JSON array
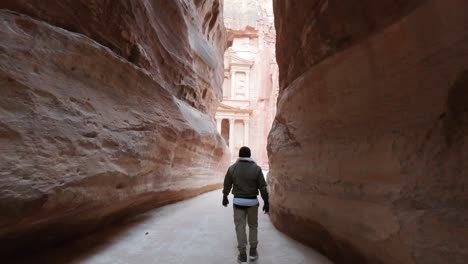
[
  {"x1": 0, "y1": 0, "x2": 225, "y2": 114},
  {"x1": 269, "y1": 0, "x2": 468, "y2": 263},
  {"x1": 0, "y1": 0, "x2": 228, "y2": 255}
]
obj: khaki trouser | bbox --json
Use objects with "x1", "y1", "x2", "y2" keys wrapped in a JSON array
[{"x1": 233, "y1": 205, "x2": 259, "y2": 252}]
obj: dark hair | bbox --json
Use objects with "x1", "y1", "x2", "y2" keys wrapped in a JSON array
[{"x1": 239, "y1": 146, "x2": 251, "y2": 158}]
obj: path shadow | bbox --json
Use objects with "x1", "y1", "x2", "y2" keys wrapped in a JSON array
[{"x1": 8, "y1": 212, "x2": 154, "y2": 264}]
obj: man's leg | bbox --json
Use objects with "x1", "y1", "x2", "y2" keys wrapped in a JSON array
[
  {"x1": 234, "y1": 206, "x2": 248, "y2": 252},
  {"x1": 247, "y1": 205, "x2": 259, "y2": 248}
]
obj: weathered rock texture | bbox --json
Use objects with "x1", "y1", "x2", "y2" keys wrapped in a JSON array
[
  {"x1": 0, "y1": 0, "x2": 225, "y2": 114},
  {"x1": 268, "y1": 0, "x2": 468, "y2": 263},
  {"x1": 0, "y1": 0, "x2": 228, "y2": 255}
]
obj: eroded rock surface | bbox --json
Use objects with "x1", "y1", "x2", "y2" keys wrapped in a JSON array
[
  {"x1": 0, "y1": 0, "x2": 228, "y2": 255},
  {"x1": 0, "y1": 0, "x2": 225, "y2": 114},
  {"x1": 269, "y1": 0, "x2": 468, "y2": 263}
]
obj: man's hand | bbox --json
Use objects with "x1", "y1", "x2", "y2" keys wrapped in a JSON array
[
  {"x1": 263, "y1": 201, "x2": 269, "y2": 213},
  {"x1": 222, "y1": 195, "x2": 229, "y2": 207}
]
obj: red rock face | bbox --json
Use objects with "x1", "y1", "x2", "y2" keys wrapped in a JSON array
[
  {"x1": 269, "y1": 0, "x2": 468, "y2": 263},
  {"x1": 0, "y1": 1, "x2": 228, "y2": 255},
  {"x1": 0, "y1": 0, "x2": 225, "y2": 114},
  {"x1": 273, "y1": 0, "x2": 424, "y2": 90}
]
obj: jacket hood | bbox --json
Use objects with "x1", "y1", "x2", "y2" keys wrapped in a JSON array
[{"x1": 237, "y1": 157, "x2": 256, "y2": 163}]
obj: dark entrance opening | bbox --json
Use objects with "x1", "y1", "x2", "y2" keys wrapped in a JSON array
[{"x1": 221, "y1": 119, "x2": 230, "y2": 145}]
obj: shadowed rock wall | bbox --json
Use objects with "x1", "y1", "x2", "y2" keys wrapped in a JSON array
[
  {"x1": 269, "y1": 0, "x2": 468, "y2": 263},
  {"x1": 0, "y1": 0, "x2": 228, "y2": 255}
]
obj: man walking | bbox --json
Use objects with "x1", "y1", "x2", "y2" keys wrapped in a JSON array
[{"x1": 222, "y1": 146, "x2": 269, "y2": 263}]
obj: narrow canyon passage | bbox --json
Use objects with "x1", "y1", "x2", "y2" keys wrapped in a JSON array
[
  {"x1": 1, "y1": 0, "x2": 468, "y2": 263},
  {"x1": 13, "y1": 190, "x2": 332, "y2": 264}
]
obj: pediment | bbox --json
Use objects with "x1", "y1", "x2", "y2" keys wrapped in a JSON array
[
  {"x1": 230, "y1": 54, "x2": 254, "y2": 66},
  {"x1": 217, "y1": 103, "x2": 252, "y2": 113},
  {"x1": 218, "y1": 103, "x2": 240, "y2": 111}
]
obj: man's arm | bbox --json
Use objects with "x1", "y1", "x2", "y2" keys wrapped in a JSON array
[
  {"x1": 223, "y1": 167, "x2": 233, "y2": 196},
  {"x1": 258, "y1": 169, "x2": 269, "y2": 213},
  {"x1": 222, "y1": 167, "x2": 233, "y2": 207}
]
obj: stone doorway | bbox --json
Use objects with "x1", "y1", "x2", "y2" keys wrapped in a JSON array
[{"x1": 221, "y1": 119, "x2": 230, "y2": 145}]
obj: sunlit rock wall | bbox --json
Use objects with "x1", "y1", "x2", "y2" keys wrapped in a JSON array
[
  {"x1": 268, "y1": 0, "x2": 468, "y2": 263},
  {"x1": 0, "y1": 0, "x2": 228, "y2": 254},
  {"x1": 0, "y1": 0, "x2": 225, "y2": 114}
]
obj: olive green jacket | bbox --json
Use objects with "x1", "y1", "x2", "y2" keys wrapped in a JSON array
[{"x1": 223, "y1": 159, "x2": 268, "y2": 202}]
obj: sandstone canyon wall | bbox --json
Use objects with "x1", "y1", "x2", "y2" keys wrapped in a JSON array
[
  {"x1": 268, "y1": 0, "x2": 468, "y2": 263},
  {"x1": 0, "y1": 0, "x2": 228, "y2": 255}
]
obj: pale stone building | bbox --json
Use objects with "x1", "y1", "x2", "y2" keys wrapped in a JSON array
[{"x1": 216, "y1": 0, "x2": 278, "y2": 168}]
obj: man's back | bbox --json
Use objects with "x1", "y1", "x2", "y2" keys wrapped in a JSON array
[{"x1": 223, "y1": 159, "x2": 267, "y2": 199}]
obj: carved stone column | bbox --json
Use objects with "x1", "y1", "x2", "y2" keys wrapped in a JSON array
[
  {"x1": 229, "y1": 118, "x2": 235, "y2": 157},
  {"x1": 231, "y1": 71, "x2": 236, "y2": 99},
  {"x1": 243, "y1": 119, "x2": 249, "y2": 147},
  {"x1": 216, "y1": 118, "x2": 221, "y2": 133}
]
